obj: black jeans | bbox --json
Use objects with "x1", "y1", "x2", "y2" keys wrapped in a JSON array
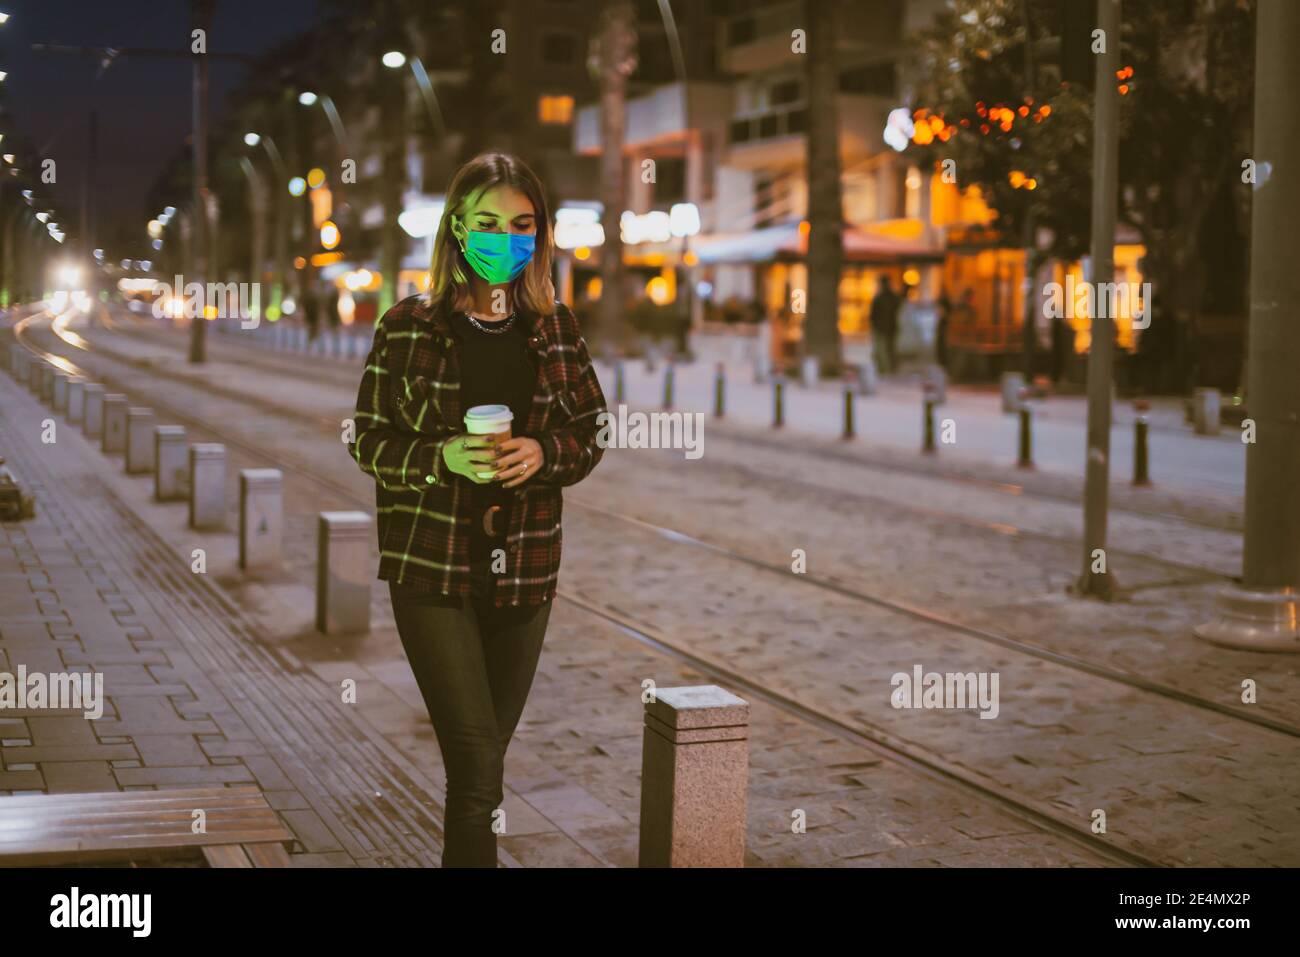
[{"x1": 388, "y1": 559, "x2": 552, "y2": 867}]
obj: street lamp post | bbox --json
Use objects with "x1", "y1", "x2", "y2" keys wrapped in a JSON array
[
  {"x1": 246, "y1": 132, "x2": 287, "y2": 318},
  {"x1": 1195, "y1": 0, "x2": 1300, "y2": 651}
]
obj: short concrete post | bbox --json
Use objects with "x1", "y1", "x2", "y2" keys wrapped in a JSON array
[
  {"x1": 188, "y1": 443, "x2": 226, "y2": 529},
  {"x1": 239, "y1": 468, "x2": 283, "y2": 571},
  {"x1": 1193, "y1": 387, "x2": 1221, "y2": 435},
  {"x1": 1000, "y1": 371, "x2": 1025, "y2": 413},
  {"x1": 800, "y1": 354, "x2": 818, "y2": 388},
  {"x1": 66, "y1": 378, "x2": 86, "y2": 424},
  {"x1": 638, "y1": 685, "x2": 749, "y2": 868},
  {"x1": 154, "y1": 426, "x2": 188, "y2": 501},
  {"x1": 82, "y1": 384, "x2": 106, "y2": 438},
  {"x1": 27, "y1": 357, "x2": 43, "y2": 392},
  {"x1": 125, "y1": 407, "x2": 156, "y2": 474},
  {"x1": 40, "y1": 364, "x2": 57, "y2": 404},
  {"x1": 316, "y1": 511, "x2": 372, "y2": 634},
  {"x1": 52, "y1": 372, "x2": 70, "y2": 412},
  {"x1": 102, "y1": 395, "x2": 128, "y2": 454}
]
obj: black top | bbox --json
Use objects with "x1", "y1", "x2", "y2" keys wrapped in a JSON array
[{"x1": 448, "y1": 309, "x2": 538, "y2": 563}]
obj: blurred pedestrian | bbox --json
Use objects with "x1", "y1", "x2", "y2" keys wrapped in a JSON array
[
  {"x1": 936, "y1": 289, "x2": 951, "y2": 371},
  {"x1": 302, "y1": 283, "x2": 320, "y2": 340},
  {"x1": 870, "y1": 276, "x2": 900, "y2": 374},
  {"x1": 346, "y1": 151, "x2": 608, "y2": 868}
]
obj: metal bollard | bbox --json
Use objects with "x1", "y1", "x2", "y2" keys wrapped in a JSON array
[
  {"x1": 239, "y1": 469, "x2": 283, "y2": 570},
  {"x1": 842, "y1": 379, "x2": 856, "y2": 440},
  {"x1": 316, "y1": 511, "x2": 372, "y2": 634},
  {"x1": 52, "y1": 372, "x2": 70, "y2": 412},
  {"x1": 1016, "y1": 389, "x2": 1034, "y2": 469},
  {"x1": 614, "y1": 359, "x2": 626, "y2": 403},
  {"x1": 66, "y1": 378, "x2": 86, "y2": 424},
  {"x1": 772, "y1": 375, "x2": 785, "y2": 428},
  {"x1": 638, "y1": 685, "x2": 749, "y2": 868},
  {"x1": 82, "y1": 384, "x2": 106, "y2": 439},
  {"x1": 40, "y1": 364, "x2": 56, "y2": 404},
  {"x1": 102, "y1": 395, "x2": 128, "y2": 454},
  {"x1": 125, "y1": 407, "x2": 156, "y2": 474},
  {"x1": 1133, "y1": 400, "x2": 1151, "y2": 486},
  {"x1": 663, "y1": 362, "x2": 674, "y2": 409},
  {"x1": 923, "y1": 394, "x2": 937, "y2": 454},
  {"x1": 1000, "y1": 371, "x2": 1026, "y2": 413},
  {"x1": 189, "y1": 443, "x2": 227, "y2": 529},
  {"x1": 154, "y1": 426, "x2": 188, "y2": 501},
  {"x1": 714, "y1": 362, "x2": 726, "y2": 418}
]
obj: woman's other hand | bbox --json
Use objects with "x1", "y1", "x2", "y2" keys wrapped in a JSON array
[
  {"x1": 494, "y1": 437, "x2": 544, "y2": 488},
  {"x1": 441, "y1": 433, "x2": 500, "y2": 483}
]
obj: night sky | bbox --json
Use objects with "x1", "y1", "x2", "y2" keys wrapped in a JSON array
[{"x1": 5, "y1": 0, "x2": 319, "y2": 242}]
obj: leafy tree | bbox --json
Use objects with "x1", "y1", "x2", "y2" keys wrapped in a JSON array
[{"x1": 905, "y1": 0, "x2": 1255, "y2": 390}]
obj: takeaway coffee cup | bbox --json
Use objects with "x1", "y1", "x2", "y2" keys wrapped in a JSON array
[{"x1": 463, "y1": 404, "x2": 513, "y2": 479}]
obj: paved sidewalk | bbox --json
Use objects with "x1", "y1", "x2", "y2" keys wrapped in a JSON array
[{"x1": 0, "y1": 362, "x2": 456, "y2": 866}]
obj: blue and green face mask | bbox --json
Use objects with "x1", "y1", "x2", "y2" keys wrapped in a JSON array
[{"x1": 455, "y1": 222, "x2": 536, "y2": 284}]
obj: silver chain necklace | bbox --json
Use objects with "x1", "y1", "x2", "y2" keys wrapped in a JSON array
[{"x1": 465, "y1": 310, "x2": 516, "y2": 335}]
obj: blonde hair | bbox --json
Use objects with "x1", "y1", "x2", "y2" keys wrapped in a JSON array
[{"x1": 428, "y1": 152, "x2": 556, "y2": 319}]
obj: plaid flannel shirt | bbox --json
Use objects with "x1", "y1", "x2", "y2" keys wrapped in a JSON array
[{"x1": 348, "y1": 292, "x2": 607, "y2": 606}]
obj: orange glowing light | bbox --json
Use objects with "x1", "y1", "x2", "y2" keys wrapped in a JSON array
[
  {"x1": 1018, "y1": 105, "x2": 1029, "y2": 117},
  {"x1": 293, "y1": 256, "x2": 306, "y2": 269},
  {"x1": 1118, "y1": 84, "x2": 1130, "y2": 95},
  {"x1": 1025, "y1": 178, "x2": 1038, "y2": 190},
  {"x1": 1040, "y1": 105, "x2": 1052, "y2": 117},
  {"x1": 913, "y1": 123, "x2": 934, "y2": 145},
  {"x1": 1009, "y1": 170, "x2": 1026, "y2": 188}
]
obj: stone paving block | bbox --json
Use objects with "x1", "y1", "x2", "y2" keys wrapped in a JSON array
[
  {"x1": 277, "y1": 808, "x2": 345, "y2": 853},
  {"x1": 131, "y1": 734, "x2": 209, "y2": 766},
  {"x1": 113, "y1": 764, "x2": 256, "y2": 787},
  {"x1": 40, "y1": 760, "x2": 117, "y2": 793}
]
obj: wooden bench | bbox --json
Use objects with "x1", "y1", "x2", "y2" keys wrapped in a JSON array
[{"x1": 0, "y1": 786, "x2": 295, "y2": 867}]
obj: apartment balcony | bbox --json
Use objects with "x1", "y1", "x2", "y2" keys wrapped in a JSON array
[
  {"x1": 574, "y1": 82, "x2": 733, "y2": 154},
  {"x1": 718, "y1": 0, "x2": 902, "y2": 75},
  {"x1": 725, "y1": 93, "x2": 891, "y2": 170}
]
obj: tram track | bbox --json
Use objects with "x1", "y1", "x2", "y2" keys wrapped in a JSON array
[
  {"x1": 12, "y1": 307, "x2": 1289, "y2": 867},
  {"x1": 79, "y1": 310, "x2": 1243, "y2": 584}
]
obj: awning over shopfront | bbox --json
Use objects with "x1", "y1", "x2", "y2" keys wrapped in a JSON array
[{"x1": 692, "y1": 221, "x2": 944, "y2": 265}]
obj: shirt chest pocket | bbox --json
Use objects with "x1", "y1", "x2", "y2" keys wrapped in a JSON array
[{"x1": 393, "y1": 374, "x2": 456, "y2": 435}]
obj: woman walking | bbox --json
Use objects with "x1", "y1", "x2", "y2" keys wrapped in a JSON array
[{"x1": 348, "y1": 152, "x2": 608, "y2": 867}]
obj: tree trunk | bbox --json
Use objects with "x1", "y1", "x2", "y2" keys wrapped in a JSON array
[
  {"x1": 803, "y1": 0, "x2": 844, "y2": 376},
  {"x1": 592, "y1": 0, "x2": 636, "y2": 358}
]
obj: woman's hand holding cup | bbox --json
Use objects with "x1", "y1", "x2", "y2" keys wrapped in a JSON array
[{"x1": 441, "y1": 433, "x2": 500, "y2": 483}]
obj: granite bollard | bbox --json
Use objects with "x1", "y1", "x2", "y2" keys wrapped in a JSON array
[
  {"x1": 125, "y1": 407, "x2": 156, "y2": 474},
  {"x1": 52, "y1": 372, "x2": 70, "y2": 412},
  {"x1": 101, "y1": 395, "x2": 128, "y2": 454},
  {"x1": 40, "y1": 364, "x2": 56, "y2": 404},
  {"x1": 154, "y1": 426, "x2": 188, "y2": 501},
  {"x1": 66, "y1": 378, "x2": 86, "y2": 424},
  {"x1": 239, "y1": 468, "x2": 283, "y2": 571},
  {"x1": 316, "y1": 511, "x2": 372, "y2": 634},
  {"x1": 189, "y1": 443, "x2": 226, "y2": 529},
  {"x1": 82, "y1": 384, "x2": 106, "y2": 438},
  {"x1": 638, "y1": 685, "x2": 749, "y2": 868}
]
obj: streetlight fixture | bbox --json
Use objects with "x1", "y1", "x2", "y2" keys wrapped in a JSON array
[
  {"x1": 382, "y1": 50, "x2": 406, "y2": 69},
  {"x1": 243, "y1": 132, "x2": 261, "y2": 147},
  {"x1": 297, "y1": 91, "x2": 318, "y2": 106}
]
